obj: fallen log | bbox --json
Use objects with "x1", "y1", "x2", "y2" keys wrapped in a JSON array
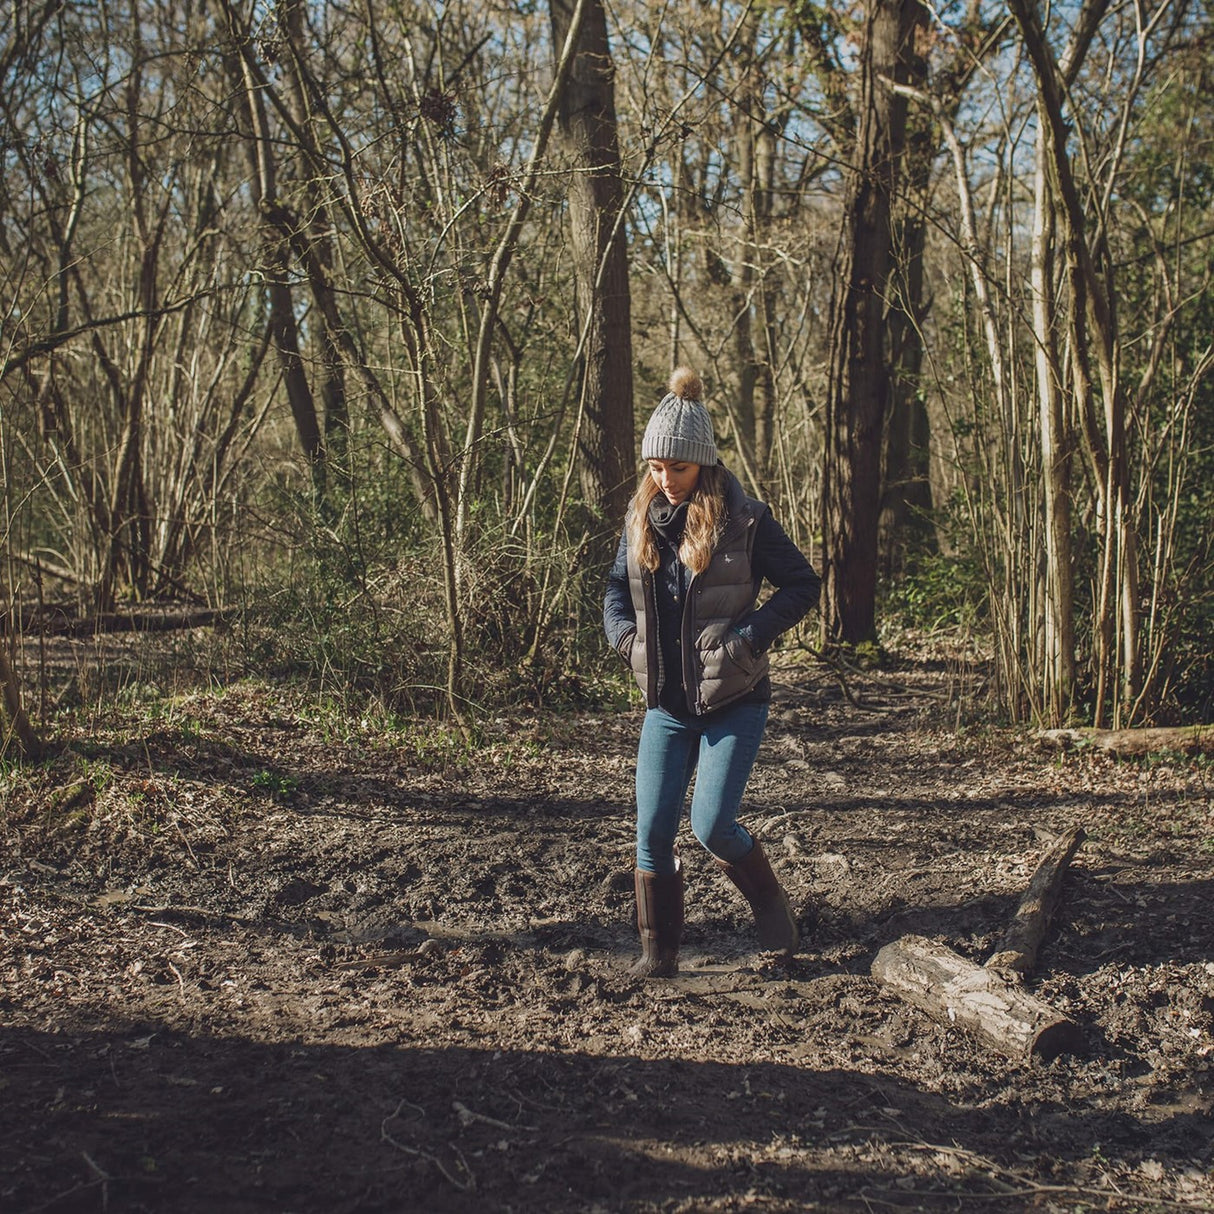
[
  {"x1": 1037, "y1": 725, "x2": 1214, "y2": 757},
  {"x1": 4, "y1": 605, "x2": 234, "y2": 637},
  {"x1": 871, "y1": 935, "x2": 1084, "y2": 1061},
  {"x1": 871, "y1": 825, "x2": 1086, "y2": 1062},
  {"x1": 986, "y1": 825, "x2": 1086, "y2": 976}
]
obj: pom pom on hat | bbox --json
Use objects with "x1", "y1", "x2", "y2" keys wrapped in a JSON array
[
  {"x1": 668, "y1": 366, "x2": 703, "y2": 401},
  {"x1": 642, "y1": 367, "x2": 717, "y2": 467}
]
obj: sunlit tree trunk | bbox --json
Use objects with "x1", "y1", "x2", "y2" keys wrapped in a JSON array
[
  {"x1": 279, "y1": 0, "x2": 350, "y2": 479},
  {"x1": 1031, "y1": 129, "x2": 1076, "y2": 722},
  {"x1": 1009, "y1": 0, "x2": 1141, "y2": 726},
  {"x1": 731, "y1": 12, "x2": 779, "y2": 491},
  {"x1": 223, "y1": 8, "x2": 326, "y2": 505}
]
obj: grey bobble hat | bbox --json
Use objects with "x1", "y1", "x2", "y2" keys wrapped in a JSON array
[{"x1": 641, "y1": 367, "x2": 718, "y2": 466}]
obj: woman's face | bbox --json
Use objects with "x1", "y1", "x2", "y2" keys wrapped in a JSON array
[{"x1": 648, "y1": 458, "x2": 701, "y2": 506}]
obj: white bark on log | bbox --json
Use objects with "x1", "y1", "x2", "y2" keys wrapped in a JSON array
[
  {"x1": 1037, "y1": 725, "x2": 1214, "y2": 756},
  {"x1": 871, "y1": 935, "x2": 1083, "y2": 1061},
  {"x1": 986, "y1": 825, "x2": 1085, "y2": 977}
]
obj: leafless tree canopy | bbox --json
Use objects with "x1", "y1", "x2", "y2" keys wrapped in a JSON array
[{"x1": 2, "y1": 0, "x2": 1212, "y2": 740}]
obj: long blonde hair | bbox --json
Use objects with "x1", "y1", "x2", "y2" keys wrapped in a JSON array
[{"x1": 627, "y1": 463, "x2": 727, "y2": 575}]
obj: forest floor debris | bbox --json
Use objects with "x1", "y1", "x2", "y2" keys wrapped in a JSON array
[{"x1": 2, "y1": 644, "x2": 1213, "y2": 1211}]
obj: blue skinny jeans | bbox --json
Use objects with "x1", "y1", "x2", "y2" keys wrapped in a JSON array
[{"x1": 634, "y1": 700, "x2": 769, "y2": 875}]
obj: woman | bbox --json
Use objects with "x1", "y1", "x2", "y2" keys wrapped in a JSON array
[{"x1": 603, "y1": 367, "x2": 821, "y2": 978}]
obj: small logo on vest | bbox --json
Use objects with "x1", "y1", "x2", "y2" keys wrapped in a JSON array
[{"x1": 723, "y1": 554, "x2": 734, "y2": 563}]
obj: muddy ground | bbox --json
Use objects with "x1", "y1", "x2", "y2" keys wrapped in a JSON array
[{"x1": 2, "y1": 640, "x2": 1213, "y2": 1212}]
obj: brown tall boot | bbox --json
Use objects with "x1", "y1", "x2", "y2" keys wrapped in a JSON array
[
  {"x1": 716, "y1": 838, "x2": 799, "y2": 954},
  {"x1": 630, "y1": 861, "x2": 683, "y2": 978}
]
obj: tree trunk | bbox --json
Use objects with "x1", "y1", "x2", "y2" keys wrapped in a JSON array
[
  {"x1": 820, "y1": 0, "x2": 919, "y2": 643},
  {"x1": 730, "y1": 13, "x2": 779, "y2": 492},
  {"x1": 0, "y1": 643, "x2": 43, "y2": 760},
  {"x1": 550, "y1": 0, "x2": 635, "y2": 528},
  {"x1": 879, "y1": 11, "x2": 934, "y2": 576},
  {"x1": 222, "y1": 7, "x2": 326, "y2": 504},
  {"x1": 1031, "y1": 125, "x2": 1077, "y2": 723},
  {"x1": 280, "y1": 0, "x2": 350, "y2": 481},
  {"x1": 880, "y1": 196, "x2": 932, "y2": 574},
  {"x1": 1007, "y1": 0, "x2": 1140, "y2": 727}
]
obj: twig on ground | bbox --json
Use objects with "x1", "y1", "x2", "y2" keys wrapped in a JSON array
[
  {"x1": 453, "y1": 1100, "x2": 536, "y2": 1132},
  {"x1": 24, "y1": 1181, "x2": 103, "y2": 1214},
  {"x1": 81, "y1": 1151, "x2": 111, "y2": 1210},
  {"x1": 793, "y1": 640, "x2": 957, "y2": 709},
  {"x1": 879, "y1": 1142, "x2": 1213, "y2": 1212},
  {"x1": 173, "y1": 819, "x2": 201, "y2": 869},
  {"x1": 381, "y1": 1099, "x2": 476, "y2": 1191},
  {"x1": 334, "y1": 942, "x2": 438, "y2": 971},
  {"x1": 148, "y1": 920, "x2": 190, "y2": 938}
]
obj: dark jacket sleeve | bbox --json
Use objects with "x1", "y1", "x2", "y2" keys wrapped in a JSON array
[
  {"x1": 735, "y1": 509, "x2": 820, "y2": 654},
  {"x1": 602, "y1": 528, "x2": 637, "y2": 655}
]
